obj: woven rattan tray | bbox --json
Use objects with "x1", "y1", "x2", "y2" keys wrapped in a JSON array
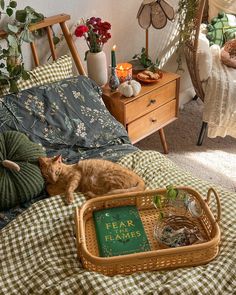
[{"x1": 74, "y1": 187, "x2": 221, "y2": 276}]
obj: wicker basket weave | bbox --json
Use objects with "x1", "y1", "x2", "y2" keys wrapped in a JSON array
[{"x1": 74, "y1": 187, "x2": 221, "y2": 276}]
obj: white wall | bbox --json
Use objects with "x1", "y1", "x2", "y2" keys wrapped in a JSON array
[{"x1": 2, "y1": 0, "x2": 193, "y2": 105}]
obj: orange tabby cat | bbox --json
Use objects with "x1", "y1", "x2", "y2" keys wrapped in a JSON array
[{"x1": 39, "y1": 155, "x2": 145, "y2": 204}]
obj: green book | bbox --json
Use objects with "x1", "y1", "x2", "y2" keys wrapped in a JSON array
[{"x1": 93, "y1": 205, "x2": 150, "y2": 257}]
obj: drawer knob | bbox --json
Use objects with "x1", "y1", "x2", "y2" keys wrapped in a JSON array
[
  {"x1": 150, "y1": 118, "x2": 157, "y2": 123},
  {"x1": 147, "y1": 99, "x2": 156, "y2": 106}
]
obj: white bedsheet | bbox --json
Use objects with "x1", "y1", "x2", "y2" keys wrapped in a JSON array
[{"x1": 202, "y1": 45, "x2": 236, "y2": 138}]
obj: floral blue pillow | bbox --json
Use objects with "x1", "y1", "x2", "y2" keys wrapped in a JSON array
[{"x1": 0, "y1": 76, "x2": 135, "y2": 162}]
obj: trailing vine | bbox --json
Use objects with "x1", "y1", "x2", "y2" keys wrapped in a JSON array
[
  {"x1": 0, "y1": 1, "x2": 44, "y2": 92},
  {"x1": 176, "y1": 0, "x2": 198, "y2": 71}
]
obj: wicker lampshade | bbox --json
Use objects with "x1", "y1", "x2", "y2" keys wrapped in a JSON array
[{"x1": 137, "y1": 0, "x2": 175, "y2": 30}]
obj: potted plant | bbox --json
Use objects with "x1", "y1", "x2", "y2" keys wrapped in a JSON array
[{"x1": 132, "y1": 47, "x2": 160, "y2": 73}]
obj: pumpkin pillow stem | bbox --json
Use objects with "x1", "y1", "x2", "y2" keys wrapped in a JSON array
[{"x1": 2, "y1": 160, "x2": 21, "y2": 172}]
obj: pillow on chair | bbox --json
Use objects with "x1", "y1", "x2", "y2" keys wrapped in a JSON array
[
  {"x1": 206, "y1": 12, "x2": 230, "y2": 47},
  {"x1": 197, "y1": 32, "x2": 213, "y2": 81},
  {"x1": 220, "y1": 39, "x2": 236, "y2": 68},
  {"x1": 0, "y1": 55, "x2": 73, "y2": 96}
]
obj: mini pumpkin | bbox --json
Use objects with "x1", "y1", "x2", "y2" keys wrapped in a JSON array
[{"x1": 118, "y1": 80, "x2": 141, "y2": 97}]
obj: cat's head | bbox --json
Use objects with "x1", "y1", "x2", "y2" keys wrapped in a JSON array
[{"x1": 39, "y1": 155, "x2": 63, "y2": 183}]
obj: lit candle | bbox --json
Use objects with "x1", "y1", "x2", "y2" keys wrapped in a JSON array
[
  {"x1": 111, "y1": 45, "x2": 116, "y2": 68},
  {"x1": 116, "y1": 63, "x2": 132, "y2": 83}
]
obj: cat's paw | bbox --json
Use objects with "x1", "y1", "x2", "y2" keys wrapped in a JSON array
[
  {"x1": 66, "y1": 193, "x2": 74, "y2": 204},
  {"x1": 85, "y1": 191, "x2": 97, "y2": 199}
]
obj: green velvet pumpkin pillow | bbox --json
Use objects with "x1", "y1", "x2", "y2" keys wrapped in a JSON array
[{"x1": 0, "y1": 131, "x2": 46, "y2": 210}]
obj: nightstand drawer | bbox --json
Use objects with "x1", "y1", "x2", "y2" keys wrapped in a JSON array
[
  {"x1": 125, "y1": 81, "x2": 176, "y2": 123},
  {"x1": 127, "y1": 100, "x2": 176, "y2": 143}
]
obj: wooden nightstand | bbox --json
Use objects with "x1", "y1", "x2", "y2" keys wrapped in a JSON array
[{"x1": 102, "y1": 71, "x2": 180, "y2": 154}]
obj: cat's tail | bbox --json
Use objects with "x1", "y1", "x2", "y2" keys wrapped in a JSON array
[{"x1": 109, "y1": 180, "x2": 145, "y2": 195}]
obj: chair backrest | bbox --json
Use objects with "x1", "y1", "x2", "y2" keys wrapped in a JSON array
[
  {"x1": 184, "y1": 0, "x2": 207, "y2": 101},
  {"x1": 0, "y1": 14, "x2": 86, "y2": 76}
]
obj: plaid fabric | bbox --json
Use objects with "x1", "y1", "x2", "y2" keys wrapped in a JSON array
[
  {"x1": 0, "y1": 150, "x2": 236, "y2": 295},
  {"x1": 0, "y1": 55, "x2": 73, "y2": 96}
]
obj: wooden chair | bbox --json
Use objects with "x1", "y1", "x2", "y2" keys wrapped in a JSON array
[
  {"x1": 0, "y1": 14, "x2": 86, "y2": 75},
  {"x1": 184, "y1": 0, "x2": 209, "y2": 145}
]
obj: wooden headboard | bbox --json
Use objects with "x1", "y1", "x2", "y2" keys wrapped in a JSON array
[{"x1": 0, "y1": 13, "x2": 86, "y2": 76}]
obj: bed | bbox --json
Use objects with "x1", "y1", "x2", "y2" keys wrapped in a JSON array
[{"x1": 0, "y1": 14, "x2": 236, "y2": 295}]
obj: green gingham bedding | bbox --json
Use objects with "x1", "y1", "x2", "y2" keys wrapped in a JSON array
[{"x1": 1, "y1": 150, "x2": 235, "y2": 295}]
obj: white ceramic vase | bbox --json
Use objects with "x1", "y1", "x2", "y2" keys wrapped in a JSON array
[{"x1": 86, "y1": 51, "x2": 108, "y2": 86}]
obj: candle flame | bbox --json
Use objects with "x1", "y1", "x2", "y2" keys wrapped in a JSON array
[{"x1": 112, "y1": 45, "x2": 116, "y2": 51}]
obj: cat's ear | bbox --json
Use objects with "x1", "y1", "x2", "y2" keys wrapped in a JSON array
[
  {"x1": 53, "y1": 155, "x2": 62, "y2": 163},
  {"x1": 38, "y1": 157, "x2": 46, "y2": 167}
]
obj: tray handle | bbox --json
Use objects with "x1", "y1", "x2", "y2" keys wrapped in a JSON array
[
  {"x1": 205, "y1": 188, "x2": 221, "y2": 223},
  {"x1": 74, "y1": 207, "x2": 83, "y2": 259}
]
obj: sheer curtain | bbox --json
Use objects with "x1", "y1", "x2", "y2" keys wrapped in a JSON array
[{"x1": 209, "y1": 0, "x2": 236, "y2": 19}]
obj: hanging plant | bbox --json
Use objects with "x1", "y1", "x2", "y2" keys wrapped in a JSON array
[
  {"x1": 176, "y1": 0, "x2": 198, "y2": 71},
  {"x1": 0, "y1": 2, "x2": 45, "y2": 92}
]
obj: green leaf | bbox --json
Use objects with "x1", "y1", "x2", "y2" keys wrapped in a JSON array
[
  {"x1": 15, "y1": 10, "x2": 27, "y2": 22},
  {"x1": 7, "y1": 34, "x2": 18, "y2": 48},
  {"x1": 53, "y1": 36, "x2": 60, "y2": 45},
  {"x1": 20, "y1": 29, "x2": 34, "y2": 43},
  {"x1": 9, "y1": 79, "x2": 18, "y2": 93},
  {"x1": 7, "y1": 24, "x2": 19, "y2": 34},
  {"x1": 9, "y1": 1, "x2": 17, "y2": 8},
  {"x1": 84, "y1": 50, "x2": 89, "y2": 61},
  {"x1": 6, "y1": 7, "x2": 13, "y2": 17},
  {"x1": 159, "y1": 211, "x2": 164, "y2": 220},
  {"x1": 24, "y1": 6, "x2": 44, "y2": 23},
  {"x1": 153, "y1": 194, "x2": 162, "y2": 208},
  {"x1": 166, "y1": 185, "x2": 179, "y2": 199},
  {"x1": 0, "y1": 0, "x2": 4, "y2": 10},
  {"x1": 12, "y1": 64, "x2": 22, "y2": 76},
  {"x1": 0, "y1": 78, "x2": 9, "y2": 86},
  {"x1": 22, "y1": 69, "x2": 30, "y2": 80}
]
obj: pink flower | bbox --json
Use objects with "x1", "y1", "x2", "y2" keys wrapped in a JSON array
[{"x1": 74, "y1": 25, "x2": 89, "y2": 37}]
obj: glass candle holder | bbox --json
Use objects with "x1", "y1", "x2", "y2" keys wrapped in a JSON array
[
  {"x1": 108, "y1": 67, "x2": 120, "y2": 91},
  {"x1": 116, "y1": 63, "x2": 132, "y2": 83}
]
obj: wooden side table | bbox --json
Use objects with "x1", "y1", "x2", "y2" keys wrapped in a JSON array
[{"x1": 102, "y1": 71, "x2": 180, "y2": 154}]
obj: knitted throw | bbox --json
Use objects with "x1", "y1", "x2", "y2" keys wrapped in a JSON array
[{"x1": 0, "y1": 131, "x2": 46, "y2": 210}]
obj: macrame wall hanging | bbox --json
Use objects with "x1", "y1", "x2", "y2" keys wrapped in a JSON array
[{"x1": 137, "y1": 0, "x2": 175, "y2": 55}]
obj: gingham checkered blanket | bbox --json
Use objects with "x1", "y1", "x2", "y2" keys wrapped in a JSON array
[{"x1": 1, "y1": 151, "x2": 236, "y2": 295}]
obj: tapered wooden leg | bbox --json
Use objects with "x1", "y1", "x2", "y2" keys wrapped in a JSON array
[
  {"x1": 159, "y1": 128, "x2": 169, "y2": 154},
  {"x1": 197, "y1": 121, "x2": 208, "y2": 146}
]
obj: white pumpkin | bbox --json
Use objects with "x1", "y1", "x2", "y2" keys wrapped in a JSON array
[{"x1": 118, "y1": 80, "x2": 141, "y2": 97}]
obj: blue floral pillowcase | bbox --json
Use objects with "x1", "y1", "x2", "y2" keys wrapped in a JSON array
[{"x1": 0, "y1": 75, "x2": 136, "y2": 163}]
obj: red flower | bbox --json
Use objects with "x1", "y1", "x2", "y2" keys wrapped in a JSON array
[
  {"x1": 101, "y1": 21, "x2": 111, "y2": 31},
  {"x1": 74, "y1": 25, "x2": 88, "y2": 37},
  {"x1": 74, "y1": 17, "x2": 111, "y2": 54}
]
